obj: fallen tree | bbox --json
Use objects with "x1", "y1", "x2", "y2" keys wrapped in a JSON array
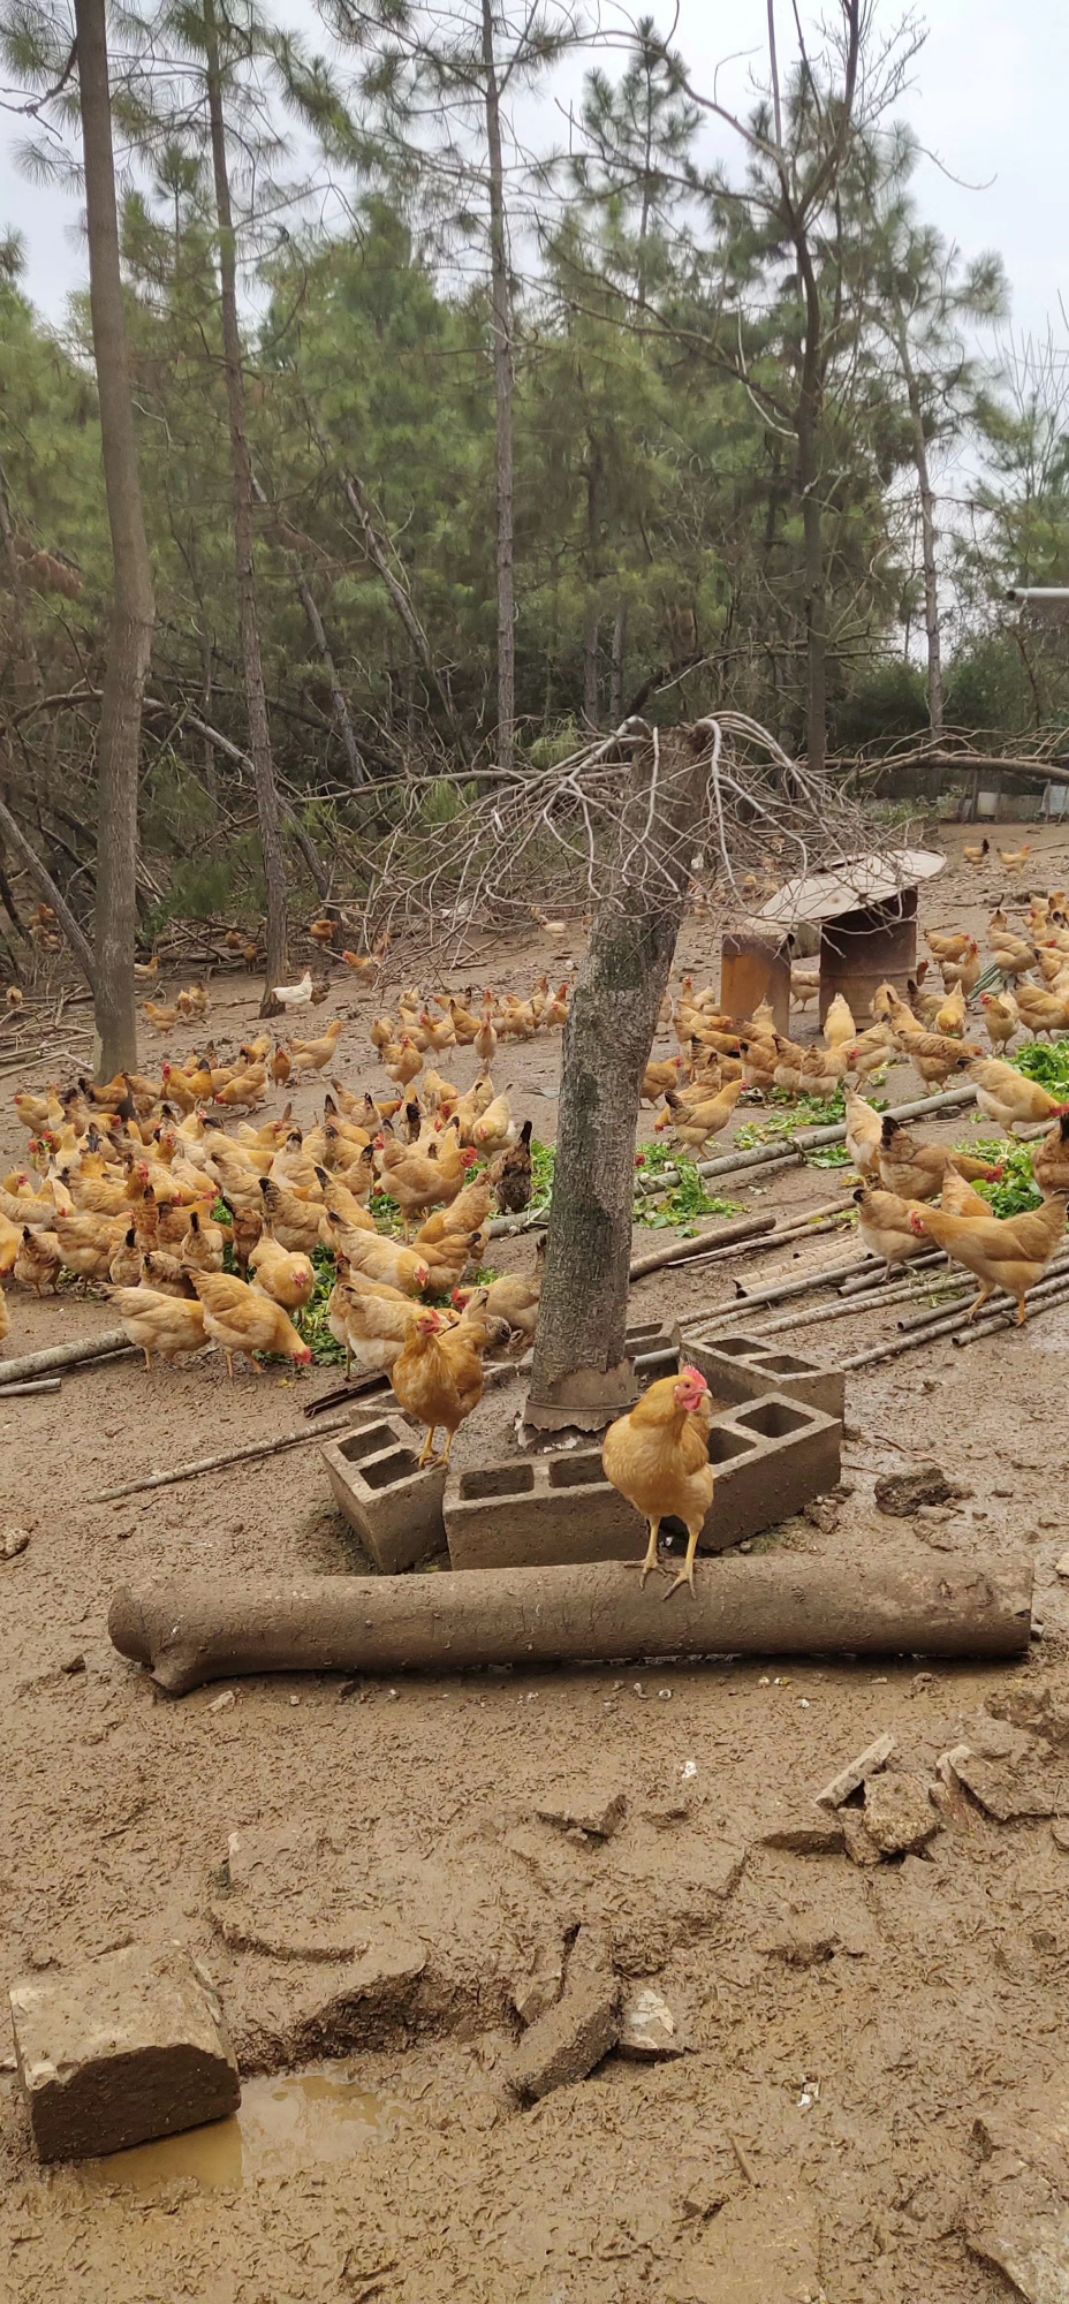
[{"x1": 109, "y1": 1553, "x2": 1033, "y2": 1696}]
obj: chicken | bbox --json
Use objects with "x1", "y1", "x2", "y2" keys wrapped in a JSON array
[
  {"x1": 1033, "y1": 1114, "x2": 1069, "y2": 1200},
  {"x1": 934, "y1": 981, "x2": 966, "y2": 1037},
  {"x1": 488, "y1": 1119, "x2": 534, "y2": 1215},
  {"x1": 416, "y1": 1227, "x2": 483, "y2": 1295},
  {"x1": 980, "y1": 990, "x2": 1020, "y2": 1052},
  {"x1": 823, "y1": 993, "x2": 856, "y2": 1051},
  {"x1": 108, "y1": 1226, "x2": 144, "y2": 1287},
  {"x1": 844, "y1": 1088, "x2": 883, "y2": 1176},
  {"x1": 314, "y1": 1165, "x2": 376, "y2": 1234},
  {"x1": 0, "y1": 1208, "x2": 20, "y2": 1276},
  {"x1": 906, "y1": 1032, "x2": 982, "y2": 1091},
  {"x1": 453, "y1": 1271, "x2": 540, "y2": 1349},
  {"x1": 110, "y1": 1286, "x2": 209, "y2": 1368},
  {"x1": 326, "y1": 1265, "x2": 414, "y2": 1378},
  {"x1": 852, "y1": 1180, "x2": 928, "y2": 1276},
  {"x1": 790, "y1": 966, "x2": 819, "y2": 1011},
  {"x1": 876, "y1": 1118, "x2": 1004, "y2": 1204},
  {"x1": 642, "y1": 1056, "x2": 684, "y2": 1105},
  {"x1": 141, "y1": 1247, "x2": 197, "y2": 1298},
  {"x1": 176, "y1": 982, "x2": 209, "y2": 1020},
  {"x1": 968, "y1": 1058, "x2": 1069, "y2": 1137},
  {"x1": 288, "y1": 1017, "x2": 344, "y2": 1075},
  {"x1": 188, "y1": 1270, "x2": 313, "y2": 1375},
  {"x1": 270, "y1": 969, "x2": 314, "y2": 1010},
  {"x1": 909, "y1": 1193, "x2": 1067, "y2": 1323},
  {"x1": 927, "y1": 930, "x2": 973, "y2": 966},
  {"x1": 842, "y1": 1022, "x2": 895, "y2": 1081},
  {"x1": 383, "y1": 1037, "x2": 423, "y2": 1088},
  {"x1": 142, "y1": 999, "x2": 180, "y2": 1032},
  {"x1": 391, "y1": 1300, "x2": 508, "y2": 1466},
  {"x1": 54, "y1": 1207, "x2": 127, "y2": 1286},
  {"x1": 602, "y1": 1368, "x2": 715, "y2": 1600},
  {"x1": 415, "y1": 1174, "x2": 492, "y2": 1248},
  {"x1": 939, "y1": 938, "x2": 982, "y2": 996},
  {"x1": 323, "y1": 1212, "x2": 430, "y2": 1296},
  {"x1": 133, "y1": 953, "x2": 160, "y2": 980},
  {"x1": 990, "y1": 933, "x2": 1035, "y2": 984},
  {"x1": 998, "y1": 845, "x2": 1032, "y2": 872},
  {"x1": 1015, "y1": 984, "x2": 1069, "y2": 1041},
  {"x1": 211, "y1": 1065, "x2": 267, "y2": 1112},
  {"x1": 939, "y1": 1168, "x2": 994, "y2": 1220},
  {"x1": 14, "y1": 1225, "x2": 62, "y2": 1294},
  {"x1": 375, "y1": 1135, "x2": 477, "y2": 1230},
  {"x1": 248, "y1": 1233, "x2": 316, "y2": 1312},
  {"x1": 177, "y1": 1207, "x2": 226, "y2": 1272},
  {"x1": 471, "y1": 1093, "x2": 518, "y2": 1155},
  {"x1": 0, "y1": 1277, "x2": 8, "y2": 1345},
  {"x1": 660, "y1": 1078, "x2": 744, "y2": 1149},
  {"x1": 259, "y1": 1176, "x2": 325, "y2": 1258},
  {"x1": 964, "y1": 838, "x2": 990, "y2": 866}
]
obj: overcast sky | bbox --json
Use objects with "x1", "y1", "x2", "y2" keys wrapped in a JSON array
[{"x1": 2, "y1": 0, "x2": 1067, "y2": 356}]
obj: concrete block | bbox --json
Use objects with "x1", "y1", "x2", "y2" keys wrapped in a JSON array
[
  {"x1": 680, "y1": 1327, "x2": 845, "y2": 1422},
  {"x1": 10, "y1": 1943, "x2": 240, "y2": 2164},
  {"x1": 322, "y1": 1416, "x2": 446, "y2": 1573},
  {"x1": 444, "y1": 1392, "x2": 842, "y2": 1570}
]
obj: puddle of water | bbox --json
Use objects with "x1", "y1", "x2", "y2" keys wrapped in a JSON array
[{"x1": 75, "y1": 2068, "x2": 395, "y2": 2199}]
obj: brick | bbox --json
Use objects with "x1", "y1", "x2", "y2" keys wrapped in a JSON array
[
  {"x1": 681, "y1": 1328, "x2": 846, "y2": 1421},
  {"x1": 444, "y1": 1392, "x2": 842, "y2": 1571},
  {"x1": 322, "y1": 1415, "x2": 446, "y2": 1573},
  {"x1": 534, "y1": 1778, "x2": 628, "y2": 1839},
  {"x1": 10, "y1": 1944, "x2": 240, "y2": 2164}
]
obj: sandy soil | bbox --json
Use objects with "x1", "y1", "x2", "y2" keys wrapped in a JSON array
[{"x1": 4, "y1": 826, "x2": 1069, "y2": 2303}]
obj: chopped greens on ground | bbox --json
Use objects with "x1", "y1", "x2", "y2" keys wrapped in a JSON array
[
  {"x1": 1012, "y1": 1041, "x2": 1069, "y2": 1096},
  {"x1": 633, "y1": 1141, "x2": 740, "y2": 1232},
  {"x1": 295, "y1": 1245, "x2": 347, "y2": 1365},
  {"x1": 959, "y1": 1136, "x2": 1043, "y2": 1217}
]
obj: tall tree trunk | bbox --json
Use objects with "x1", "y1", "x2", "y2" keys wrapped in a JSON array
[
  {"x1": 527, "y1": 723, "x2": 707, "y2": 1428},
  {"x1": 898, "y1": 331, "x2": 944, "y2": 743},
  {"x1": 583, "y1": 443, "x2": 600, "y2": 725},
  {"x1": 795, "y1": 237, "x2": 826, "y2": 776},
  {"x1": 609, "y1": 601, "x2": 628, "y2": 724},
  {"x1": 75, "y1": 0, "x2": 155, "y2": 1079},
  {"x1": 250, "y1": 471, "x2": 367, "y2": 787},
  {"x1": 0, "y1": 460, "x2": 44, "y2": 709},
  {"x1": 480, "y1": 0, "x2": 516, "y2": 770},
  {"x1": 203, "y1": 0, "x2": 288, "y2": 1009}
]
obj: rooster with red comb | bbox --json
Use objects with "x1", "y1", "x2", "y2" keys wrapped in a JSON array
[{"x1": 602, "y1": 1366, "x2": 715, "y2": 1600}]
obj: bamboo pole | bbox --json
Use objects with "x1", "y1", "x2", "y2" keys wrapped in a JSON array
[
  {"x1": 628, "y1": 1212, "x2": 774, "y2": 1281},
  {"x1": 747, "y1": 1272, "x2": 969, "y2": 1339},
  {"x1": 952, "y1": 1269, "x2": 1069, "y2": 1347},
  {"x1": 0, "y1": 1377, "x2": 62, "y2": 1398},
  {"x1": 0, "y1": 1329, "x2": 135, "y2": 1384},
  {"x1": 88, "y1": 1418, "x2": 352, "y2": 1504}
]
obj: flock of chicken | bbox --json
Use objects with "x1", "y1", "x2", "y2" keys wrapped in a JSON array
[{"x1": 0, "y1": 972, "x2": 576, "y2": 1468}]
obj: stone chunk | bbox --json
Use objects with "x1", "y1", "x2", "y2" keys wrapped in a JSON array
[
  {"x1": 874, "y1": 1463, "x2": 960, "y2": 1516},
  {"x1": 506, "y1": 1927, "x2": 619, "y2": 2102},
  {"x1": 9, "y1": 1943, "x2": 240, "y2": 2164},
  {"x1": 814, "y1": 1731, "x2": 896, "y2": 1809},
  {"x1": 840, "y1": 1810, "x2": 883, "y2": 1868},
  {"x1": 618, "y1": 1985, "x2": 686, "y2": 2061},
  {"x1": 863, "y1": 1771, "x2": 940, "y2": 1856}
]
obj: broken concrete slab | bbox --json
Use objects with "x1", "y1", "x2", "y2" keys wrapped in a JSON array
[
  {"x1": 814, "y1": 1731, "x2": 896, "y2": 1809},
  {"x1": 618, "y1": 1985, "x2": 686, "y2": 2061},
  {"x1": 505, "y1": 1927, "x2": 620, "y2": 2101},
  {"x1": 943, "y1": 1750, "x2": 1060, "y2": 1823},
  {"x1": 761, "y1": 1811, "x2": 847, "y2": 1855},
  {"x1": 862, "y1": 1771, "x2": 940, "y2": 1856},
  {"x1": 9, "y1": 1943, "x2": 240, "y2": 2164},
  {"x1": 534, "y1": 1780, "x2": 628, "y2": 1840}
]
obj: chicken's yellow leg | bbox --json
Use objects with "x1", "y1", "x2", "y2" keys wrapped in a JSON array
[
  {"x1": 625, "y1": 1519, "x2": 663, "y2": 1586},
  {"x1": 439, "y1": 1427, "x2": 457, "y2": 1468},
  {"x1": 417, "y1": 1425, "x2": 438, "y2": 1468},
  {"x1": 967, "y1": 1284, "x2": 993, "y2": 1323},
  {"x1": 662, "y1": 1523, "x2": 703, "y2": 1602}
]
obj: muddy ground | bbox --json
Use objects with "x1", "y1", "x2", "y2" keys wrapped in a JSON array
[{"x1": 4, "y1": 827, "x2": 1069, "y2": 2303}]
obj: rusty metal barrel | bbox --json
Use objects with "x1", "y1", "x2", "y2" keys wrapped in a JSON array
[{"x1": 818, "y1": 890, "x2": 918, "y2": 1024}]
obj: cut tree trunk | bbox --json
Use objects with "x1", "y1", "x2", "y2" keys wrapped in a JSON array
[
  {"x1": 203, "y1": 0, "x2": 289, "y2": 1008},
  {"x1": 481, "y1": 0, "x2": 516, "y2": 770},
  {"x1": 75, "y1": 0, "x2": 155, "y2": 1079},
  {"x1": 527, "y1": 721, "x2": 707, "y2": 1429},
  {"x1": 108, "y1": 1553, "x2": 1033, "y2": 1697}
]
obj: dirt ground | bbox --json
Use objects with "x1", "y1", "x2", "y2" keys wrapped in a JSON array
[{"x1": 4, "y1": 825, "x2": 1069, "y2": 2304}]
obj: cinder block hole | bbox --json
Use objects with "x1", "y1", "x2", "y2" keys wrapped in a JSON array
[
  {"x1": 360, "y1": 1448, "x2": 422, "y2": 1489},
  {"x1": 736, "y1": 1400, "x2": 812, "y2": 1439},
  {"x1": 547, "y1": 1452, "x2": 605, "y2": 1488},
  {"x1": 337, "y1": 1423, "x2": 395, "y2": 1463},
  {"x1": 459, "y1": 1463, "x2": 536, "y2": 1500},
  {"x1": 759, "y1": 1352, "x2": 811, "y2": 1376},
  {"x1": 702, "y1": 1335, "x2": 765, "y2": 1359},
  {"x1": 625, "y1": 1324, "x2": 666, "y2": 1347},
  {"x1": 707, "y1": 1428, "x2": 757, "y2": 1464}
]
